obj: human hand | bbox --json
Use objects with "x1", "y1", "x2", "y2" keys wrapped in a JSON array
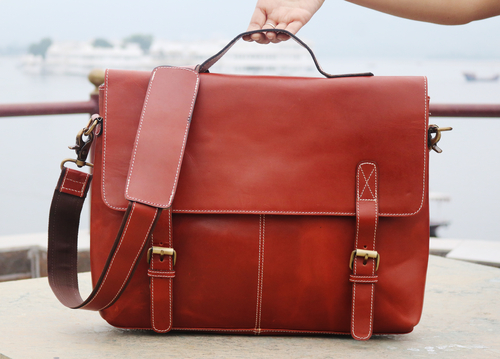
[{"x1": 244, "y1": 0, "x2": 325, "y2": 44}]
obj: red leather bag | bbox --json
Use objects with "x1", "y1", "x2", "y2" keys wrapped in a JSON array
[{"x1": 48, "y1": 30, "x2": 437, "y2": 340}]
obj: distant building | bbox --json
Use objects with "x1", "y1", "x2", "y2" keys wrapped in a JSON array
[{"x1": 21, "y1": 38, "x2": 317, "y2": 77}]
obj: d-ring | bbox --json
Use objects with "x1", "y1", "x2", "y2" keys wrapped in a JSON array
[{"x1": 265, "y1": 23, "x2": 276, "y2": 29}]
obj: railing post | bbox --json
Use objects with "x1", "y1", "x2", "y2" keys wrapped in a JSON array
[{"x1": 88, "y1": 69, "x2": 105, "y2": 114}]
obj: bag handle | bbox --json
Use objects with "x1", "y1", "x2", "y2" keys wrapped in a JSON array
[{"x1": 197, "y1": 29, "x2": 373, "y2": 79}]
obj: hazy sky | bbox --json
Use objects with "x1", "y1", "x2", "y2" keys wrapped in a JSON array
[{"x1": 1, "y1": 0, "x2": 500, "y2": 58}]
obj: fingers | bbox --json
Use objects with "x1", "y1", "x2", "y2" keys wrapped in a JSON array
[
  {"x1": 244, "y1": 8, "x2": 270, "y2": 44},
  {"x1": 286, "y1": 20, "x2": 304, "y2": 34},
  {"x1": 263, "y1": 21, "x2": 279, "y2": 43},
  {"x1": 244, "y1": 6, "x2": 289, "y2": 44},
  {"x1": 245, "y1": 20, "x2": 291, "y2": 44},
  {"x1": 244, "y1": 0, "x2": 323, "y2": 44}
]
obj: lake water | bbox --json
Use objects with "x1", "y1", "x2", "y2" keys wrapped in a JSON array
[{"x1": 0, "y1": 55, "x2": 499, "y2": 243}]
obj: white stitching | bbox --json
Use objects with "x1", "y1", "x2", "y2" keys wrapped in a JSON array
[
  {"x1": 173, "y1": 327, "x2": 350, "y2": 335},
  {"x1": 148, "y1": 270, "x2": 175, "y2": 278},
  {"x1": 254, "y1": 215, "x2": 262, "y2": 333},
  {"x1": 60, "y1": 188, "x2": 85, "y2": 195},
  {"x1": 150, "y1": 232, "x2": 156, "y2": 331},
  {"x1": 168, "y1": 207, "x2": 173, "y2": 331},
  {"x1": 351, "y1": 162, "x2": 378, "y2": 340},
  {"x1": 174, "y1": 209, "x2": 356, "y2": 216},
  {"x1": 151, "y1": 240, "x2": 156, "y2": 330},
  {"x1": 254, "y1": 215, "x2": 265, "y2": 334},
  {"x1": 352, "y1": 167, "x2": 361, "y2": 338},
  {"x1": 86, "y1": 202, "x2": 138, "y2": 307},
  {"x1": 100, "y1": 70, "x2": 124, "y2": 210},
  {"x1": 359, "y1": 166, "x2": 375, "y2": 200},
  {"x1": 351, "y1": 283, "x2": 375, "y2": 340},
  {"x1": 101, "y1": 70, "x2": 127, "y2": 210},
  {"x1": 100, "y1": 77, "x2": 428, "y2": 216},
  {"x1": 87, "y1": 203, "x2": 157, "y2": 309},
  {"x1": 384, "y1": 77, "x2": 428, "y2": 216},
  {"x1": 259, "y1": 215, "x2": 265, "y2": 333},
  {"x1": 349, "y1": 275, "x2": 378, "y2": 283},
  {"x1": 63, "y1": 177, "x2": 87, "y2": 186},
  {"x1": 106, "y1": 207, "x2": 157, "y2": 309},
  {"x1": 125, "y1": 67, "x2": 200, "y2": 208},
  {"x1": 61, "y1": 171, "x2": 89, "y2": 196},
  {"x1": 167, "y1": 73, "x2": 199, "y2": 206},
  {"x1": 125, "y1": 65, "x2": 156, "y2": 202},
  {"x1": 152, "y1": 208, "x2": 174, "y2": 333}
]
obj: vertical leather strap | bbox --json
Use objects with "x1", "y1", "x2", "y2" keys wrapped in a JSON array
[
  {"x1": 126, "y1": 66, "x2": 200, "y2": 208},
  {"x1": 350, "y1": 162, "x2": 379, "y2": 340},
  {"x1": 148, "y1": 208, "x2": 175, "y2": 333}
]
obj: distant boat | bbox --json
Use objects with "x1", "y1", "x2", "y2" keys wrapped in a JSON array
[
  {"x1": 429, "y1": 192, "x2": 451, "y2": 238},
  {"x1": 463, "y1": 72, "x2": 499, "y2": 82}
]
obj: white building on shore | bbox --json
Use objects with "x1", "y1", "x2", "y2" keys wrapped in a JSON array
[{"x1": 21, "y1": 38, "x2": 317, "y2": 77}]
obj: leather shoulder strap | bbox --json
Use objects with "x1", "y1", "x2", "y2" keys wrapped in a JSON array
[
  {"x1": 48, "y1": 67, "x2": 199, "y2": 311},
  {"x1": 126, "y1": 67, "x2": 200, "y2": 207}
]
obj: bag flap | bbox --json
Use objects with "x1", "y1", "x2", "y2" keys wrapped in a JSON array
[{"x1": 100, "y1": 69, "x2": 428, "y2": 217}]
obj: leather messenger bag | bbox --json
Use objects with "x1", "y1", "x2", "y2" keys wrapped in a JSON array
[{"x1": 48, "y1": 30, "x2": 447, "y2": 340}]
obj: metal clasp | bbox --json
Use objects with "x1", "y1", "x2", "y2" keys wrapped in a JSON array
[
  {"x1": 428, "y1": 124, "x2": 453, "y2": 153},
  {"x1": 350, "y1": 249, "x2": 380, "y2": 271},
  {"x1": 147, "y1": 246, "x2": 177, "y2": 266},
  {"x1": 61, "y1": 115, "x2": 102, "y2": 169}
]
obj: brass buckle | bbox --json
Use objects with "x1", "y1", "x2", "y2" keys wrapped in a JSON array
[
  {"x1": 60, "y1": 158, "x2": 94, "y2": 170},
  {"x1": 350, "y1": 249, "x2": 380, "y2": 271},
  {"x1": 61, "y1": 115, "x2": 103, "y2": 169},
  {"x1": 147, "y1": 246, "x2": 176, "y2": 266}
]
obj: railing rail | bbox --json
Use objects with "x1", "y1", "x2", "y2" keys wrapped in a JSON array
[
  {"x1": 0, "y1": 69, "x2": 499, "y2": 118},
  {"x1": 430, "y1": 104, "x2": 500, "y2": 118},
  {"x1": 0, "y1": 69, "x2": 103, "y2": 118},
  {"x1": 0, "y1": 97, "x2": 99, "y2": 117},
  {"x1": 2, "y1": 101, "x2": 499, "y2": 118}
]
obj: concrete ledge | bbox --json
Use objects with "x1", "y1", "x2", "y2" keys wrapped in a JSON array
[
  {"x1": 0, "y1": 230, "x2": 90, "y2": 250},
  {"x1": 0, "y1": 231, "x2": 90, "y2": 281},
  {"x1": 430, "y1": 238, "x2": 500, "y2": 267},
  {"x1": 0, "y1": 255, "x2": 499, "y2": 358}
]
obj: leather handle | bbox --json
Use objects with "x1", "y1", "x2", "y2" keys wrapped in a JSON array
[{"x1": 197, "y1": 29, "x2": 373, "y2": 79}]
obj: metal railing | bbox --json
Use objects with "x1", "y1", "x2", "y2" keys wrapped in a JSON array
[
  {"x1": 0, "y1": 69, "x2": 499, "y2": 118},
  {"x1": 430, "y1": 104, "x2": 500, "y2": 118},
  {"x1": 0, "y1": 69, "x2": 103, "y2": 118}
]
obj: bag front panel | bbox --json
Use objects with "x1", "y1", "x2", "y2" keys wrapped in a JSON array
[
  {"x1": 258, "y1": 215, "x2": 354, "y2": 333},
  {"x1": 94, "y1": 210, "x2": 428, "y2": 334},
  {"x1": 171, "y1": 214, "x2": 262, "y2": 329}
]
